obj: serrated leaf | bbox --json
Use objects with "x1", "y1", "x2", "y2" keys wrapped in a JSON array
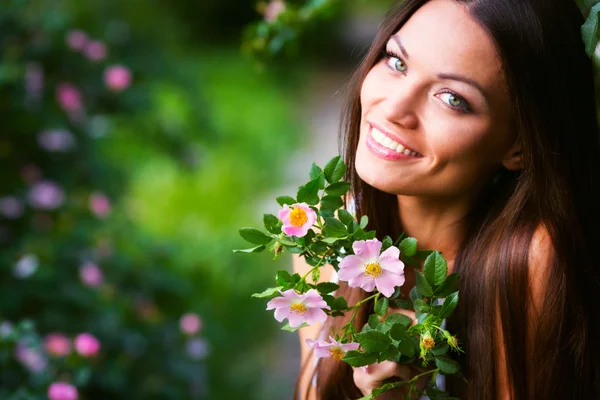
[
  {"x1": 582, "y1": 2, "x2": 600, "y2": 57},
  {"x1": 320, "y1": 195, "x2": 343, "y2": 211},
  {"x1": 423, "y1": 251, "x2": 448, "y2": 288},
  {"x1": 337, "y1": 208, "x2": 355, "y2": 226},
  {"x1": 389, "y1": 323, "x2": 407, "y2": 341},
  {"x1": 324, "y1": 156, "x2": 345, "y2": 183},
  {"x1": 325, "y1": 181, "x2": 351, "y2": 197},
  {"x1": 233, "y1": 245, "x2": 266, "y2": 253},
  {"x1": 409, "y1": 286, "x2": 422, "y2": 304},
  {"x1": 251, "y1": 287, "x2": 282, "y2": 298},
  {"x1": 439, "y1": 292, "x2": 459, "y2": 319},
  {"x1": 356, "y1": 331, "x2": 392, "y2": 353},
  {"x1": 320, "y1": 237, "x2": 341, "y2": 244},
  {"x1": 431, "y1": 343, "x2": 449, "y2": 356},
  {"x1": 323, "y1": 217, "x2": 347, "y2": 238},
  {"x1": 239, "y1": 227, "x2": 272, "y2": 245},
  {"x1": 381, "y1": 236, "x2": 393, "y2": 251},
  {"x1": 397, "y1": 339, "x2": 415, "y2": 358},
  {"x1": 415, "y1": 271, "x2": 434, "y2": 297},
  {"x1": 414, "y1": 299, "x2": 430, "y2": 313},
  {"x1": 342, "y1": 350, "x2": 379, "y2": 367},
  {"x1": 333, "y1": 296, "x2": 348, "y2": 311},
  {"x1": 297, "y1": 176, "x2": 321, "y2": 205},
  {"x1": 309, "y1": 162, "x2": 323, "y2": 180},
  {"x1": 276, "y1": 196, "x2": 296, "y2": 206},
  {"x1": 276, "y1": 270, "x2": 292, "y2": 286},
  {"x1": 316, "y1": 282, "x2": 339, "y2": 294},
  {"x1": 374, "y1": 297, "x2": 389, "y2": 316},
  {"x1": 435, "y1": 356, "x2": 460, "y2": 375},
  {"x1": 263, "y1": 213, "x2": 281, "y2": 234},
  {"x1": 385, "y1": 313, "x2": 413, "y2": 328},
  {"x1": 399, "y1": 237, "x2": 417, "y2": 257},
  {"x1": 434, "y1": 273, "x2": 460, "y2": 297},
  {"x1": 368, "y1": 314, "x2": 380, "y2": 329}
]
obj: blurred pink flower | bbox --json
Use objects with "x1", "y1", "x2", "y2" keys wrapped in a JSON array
[
  {"x1": 103, "y1": 65, "x2": 132, "y2": 92},
  {"x1": 25, "y1": 62, "x2": 44, "y2": 97},
  {"x1": 15, "y1": 341, "x2": 47, "y2": 372},
  {"x1": 80, "y1": 262, "x2": 103, "y2": 287},
  {"x1": 38, "y1": 129, "x2": 75, "y2": 152},
  {"x1": 48, "y1": 382, "x2": 78, "y2": 400},
  {"x1": 66, "y1": 30, "x2": 88, "y2": 51},
  {"x1": 84, "y1": 40, "x2": 107, "y2": 62},
  {"x1": 306, "y1": 336, "x2": 359, "y2": 361},
  {"x1": 44, "y1": 333, "x2": 71, "y2": 357},
  {"x1": 338, "y1": 239, "x2": 405, "y2": 298},
  {"x1": 74, "y1": 333, "x2": 100, "y2": 357},
  {"x1": 0, "y1": 196, "x2": 24, "y2": 219},
  {"x1": 89, "y1": 192, "x2": 111, "y2": 218},
  {"x1": 13, "y1": 254, "x2": 38, "y2": 279},
  {"x1": 266, "y1": 289, "x2": 329, "y2": 328},
  {"x1": 56, "y1": 83, "x2": 83, "y2": 112},
  {"x1": 28, "y1": 181, "x2": 65, "y2": 210},
  {"x1": 278, "y1": 203, "x2": 316, "y2": 237},
  {"x1": 186, "y1": 338, "x2": 210, "y2": 360},
  {"x1": 264, "y1": 0, "x2": 286, "y2": 23},
  {"x1": 180, "y1": 313, "x2": 202, "y2": 335}
]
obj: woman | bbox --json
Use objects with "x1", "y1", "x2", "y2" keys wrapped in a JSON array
[{"x1": 294, "y1": 0, "x2": 600, "y2": 398}]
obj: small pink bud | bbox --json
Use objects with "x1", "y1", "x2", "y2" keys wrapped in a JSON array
[
  {"x1": 80, "y1": 262, "x2": 103, "y2": 287},
  {"x1": 179, "y1": 313, "x2": 202, "y2": 335},
  {"x1": 48, "y1": 382, "x2": 78, "y2": 400},
  {"x1": 103, "y1": 65, "x2": 132, "y2": 92},
  {"x1": 84, "y1": 40, "x2": 107, "y2": 62},
  {"x1": 44, "y1": 333, "x2": 71, "y2": 357},
  {"x1": 65, "y1": 30, "x2": 88, "y2": 51},
  {"x1": 264, "y1": 0, "x2": 286, "y2": 23},
  {"x1": 56, "y1": 83, "x2": 83, "y2": 112},
  {"x1": 28, "y1": 181, "x2": 65, "y2": 210},
  {"x1": 74, "y1": 333, "x2": 100, "y2": 357},
  {"x1": 89, "y1": 192, "x2": 111, "y2": 218}
]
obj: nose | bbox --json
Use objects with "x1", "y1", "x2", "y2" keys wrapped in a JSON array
[{"x1": 380, "y1": 83, "x2": 420, "y2": 130}]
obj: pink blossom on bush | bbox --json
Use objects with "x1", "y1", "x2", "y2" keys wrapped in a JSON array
[
  {"x1": 89, "y1": 192, "x2": 111, "y2": 218},
  {"x1": 44, "y1": 333, "x2": 71, "y2": 357},
  {"x1": 13, "y1": 254, "x2": 39, "y2": 279},
  {"x1": 103, "y1": 65, "x2": 132, "y2": 92},
  {"x1": 186, "y1": 338, "x2": 210, "y2": 360},
  {"x1": 74, "y1": 333, "x2": 100, "y2": 357},
  {"x1": 180, "y1": 313, "x2": 202, "y2": 335},
  {"x1": 338, "y1": 238, "x2": 405, "y2": 298},
  {"x1": 278, "y1": 202, "x2": 317, "y2": 237},
  {"x1": 84, "y1": 40, "x2": 107, "y2": 61},
  {"x1": 56, "y1": 83, "x2": 83, "y2": 112},
  {"x1": 266, "y1": 289, "x2": 329, "y2": 328},
  {"x1": 48, "y1": 382, "x2": 78, "y2": 400},
  {"x1": 306, "y1": 336, "x2": 359, "y2": 361},
  {"x1": 38, "y1": 129, "x2": 75, "y2": 152},
  {"x1": 79, "y1": 262, "x2": 103, "y2": 287},
  {"x1": 15, "y1": 341, "x2": 47, "y2": 372},
  {"x1": 0, "y1": 196, "x2": 24, "y2": 219},
  {"x1": 66, "y1": 30, "x2": 88, "y2": 51},
  {"x1": 28, "y1": 181, "x2": 65, "y2": 210},
  {"x1": 264, "y1": 0, "x2": 286, "y2": 23}
]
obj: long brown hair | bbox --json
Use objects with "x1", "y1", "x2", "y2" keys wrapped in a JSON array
[{"x1": 304, "y1": 0, "x2": 600, "y2": 398}]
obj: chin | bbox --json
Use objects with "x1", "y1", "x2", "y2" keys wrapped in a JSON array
[{"x1": 354, "y1": 147, "x2": 405, "y2": 195}]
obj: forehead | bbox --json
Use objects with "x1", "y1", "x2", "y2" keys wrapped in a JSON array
[{"x1": 393, "y1": 0, "x2": 504, "y2": 92}]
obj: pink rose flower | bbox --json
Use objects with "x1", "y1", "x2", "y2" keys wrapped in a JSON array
[
  {"x1": 103, "y1": 65, "x2": 132, "y2": 92},
  {"x1": 44, "y1": 333, "x2": 71, "y2": 357},
  {"x1": 66, "y1": 30, "x2": 88, "y2": 51},
  {"x1": 74, "y1": 333, "x2": 100, "y2": 357},
  {"x1": 266, "y1": 289, "x2": 330, "y2": 328},
  {"x1": 89, "y1": 192, "x2": 111, "y2": 218},
  {"x1": 277, "y1": 202, "x2": 316, "y2": 237},
  {"x1": 84, "y1": 40, "x2": 107, "y2": 62},
  {"x1": 338, "y1": 238, "x2": 405, "y2": 297},
  {"x1": 56, "y1": 83, "x2": 82, "y2": 112},
  {"x1": 38, "y1": 129, "x2": 75, "y2": 152},
  {"x1": 264, "y1": 0, "x2": 286, "y2": 23},
  {"x1": 306, "y1": 336, "x2": 359, "y2": 360},
  {"x1": 79, "y1": 262, "x2": 103, "y2": 287},
  {"x1": 0, "y1": 196, "x2": 24, "y2": 219},
  {"x1": 48, "y1": 382, "x2": 78, "y2": 400},
  {"x1": 180, "y1": 313, "x2": 202, "y2": 335},
  {"x1": 28, "y1": 181, "x2": 65, "y2": 210},
  {"x1": 15, "y1": 341, "x2": 47, "y2": 372}
]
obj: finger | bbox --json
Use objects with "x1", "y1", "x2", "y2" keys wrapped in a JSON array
[{"x1": 353, "y1": 361, "x2": 413, "y2": 382}]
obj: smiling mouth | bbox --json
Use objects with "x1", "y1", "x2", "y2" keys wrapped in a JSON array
[{"x1": 369, "y1": 125, "x2": 422, "y2": 157}]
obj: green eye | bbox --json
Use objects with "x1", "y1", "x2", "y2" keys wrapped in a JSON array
[
  {"x1": 448, "y1": 94, "x2": 462, "y2": 107},
  {"x1": 437, "y1": 92, "x2": 471, "y2": 113},
  {"x1": 394, "y1": 58, "x2": 407, "y2": 72}
]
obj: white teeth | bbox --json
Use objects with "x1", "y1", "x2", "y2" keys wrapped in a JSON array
[
  {"x1": 371, "y1": 127, "x2": 420, "y2": 156},
  {"x1": 410, "y1": 151, "x2": 417, "y2": 156},
  {"x1": 395, "y1": 144, "x2": 405, "y2": 153},
  {"x1": 403, "y1": 149, "x2": 411, "y2": 155}
]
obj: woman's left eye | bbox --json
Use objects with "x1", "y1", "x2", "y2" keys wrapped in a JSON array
[{"x1": 437, "y1": 92, "x2": 471, "y2": 113}]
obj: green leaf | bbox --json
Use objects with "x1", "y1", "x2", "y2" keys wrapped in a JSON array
[
  {"x1": 323, "y1": 217, "x2": 348, "y2": 238},
  {"x1": 324, "y1": 156, "x2": 345, "y2": 183},
  {"x1": 276, "y1": 196, "x2": 296, "y2": 206},
  {"x1": 385, "y1": 313, "x2": 413, "y2": 328},
  {"x1": 409, "y1": 286, "x2": 422, "y2": 304},
  {"x1": 431, "y1": 343, "x2": 449, "y2": 356},
  {"x1": 582, "y1": 2, "x2": 600, "y2": 57},
  {"x1": 391, "y1": 299, "x2": 413, "y2": 310},
  {"x1": 434, "y1": 273, "x2": 460, "y2": 297},
  {"x1": 397, "y1": 339, "x2": 416, "y2": 358},
  {"x1": 311, "y1": 268, "x2": 320, "y2": 282},
  {"x1": 251, "y1": 287, "x2": 282, "y2": 298},
  {"x1": 379, "y1": 346, "x2": 400, "y2": 363},
  {"x1": 337, "y1": 209, "x2": 355, "y2": 226},
  {"x1": 233, "y1": 245, "x2": 266, "y2": 253},
  {"x1": 332, "y1": 296, "x2": 348, "y2": 311},
  {"x1": 439, "y1": 292, "x2": 459, "y2": 319},
  {"x1": 415, "y1": 271, "x2": 434, "y2": 297},
  {"x1": 389, "y1": 323, "x2": 407, "y2": 341},
  {"x1": 368, "y1": 314, "x2": 380, "y2": 329},
  {"x1": 423, "y1": 251, "x2": 448, "y2": 288},
  {"x1": 276, "y1": 270, "x2": 292, "y2": 286},
  {"x1": 374, "y1": 297, "x2": 389, "y2": 316},
  {"x1": 297, "y1": 176, "x2": 322, "y2": 205},
  {"x1": 415, "y1": 249, "x2": 434, "y2": 260},
  {"x1": 356, "y1": 331, "x2": 392, "y2": 353},
  {"x1": 321, "y1": 237, "x2": 342, "y2": 244},
  {"x1": 413, "y1": 299, "x2": 430, "y2": 313},
  {"x1": 239, "y1": 227, "x2": 272, "y2": 245},
  {"x1": 360, "y1": 215, "x2": 369, "y2": 229},
  {"x1": 325, "y1": 181, "x2": 352, "y2": 197},
  {"x1": 316, "y1": 282, "x2": 339, "y2": 294},
  {"x1": 310, "y1": 162, "x2": 323, "y2": 180},
  {"x1": 343, "y1": 350, "x2": 379, "y2": 367},
  {"x1": 320, "y1": 195, "x2": 343, "y2": 211},
  {"x1": 381, "y1": 236, "x2": 393, "y2": 251},
  {"x1": 399, "y1": 237, "x2": 417, "y2": 257},
  {"x1": 263, "y1": 214, "x2": 281, "y2": 234},
  {"x1": 435, "y1": 356, "x2": 461, "y2": 375},
  {"x1": 282, "y1": 322, "x2": 309, "y2": 332}
]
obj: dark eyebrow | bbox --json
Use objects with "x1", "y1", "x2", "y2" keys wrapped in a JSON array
[{"x1": 389, "y1": 35, "x2": 489, "y2": 101}]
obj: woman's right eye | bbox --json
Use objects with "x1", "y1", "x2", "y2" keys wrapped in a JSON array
[{"x1": 384, "y1": 50, "x2": 407, "y2": 73}]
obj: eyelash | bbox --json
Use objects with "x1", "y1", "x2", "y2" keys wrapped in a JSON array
[{"x1": 381, "y1": 49, "x2": 472, "y2": 114}]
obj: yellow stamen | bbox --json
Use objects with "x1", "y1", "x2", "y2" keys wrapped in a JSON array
[
  {"x1": 364, "y1": 262, "x2": 383, "y2": 279},
  {"x1": 289, "y1": 208, "x2": 308, "y2": 227},
  {"x1": 290, "y1": 303, "x2": 308, "y2": 315},
  {"x1": 422, "y1": 336, "x2": 435, "y2": 351},
  {"x1": 329, "y1": 347, "x2": 345, "y2": 361}
]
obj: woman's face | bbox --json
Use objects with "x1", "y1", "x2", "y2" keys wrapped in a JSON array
[{"x1": 356, "y1": 0, "x2": 515, "y2": 199}]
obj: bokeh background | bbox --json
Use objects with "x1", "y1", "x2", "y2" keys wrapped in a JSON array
[{"x1": 1, "y1": 0, "x2": 599, "y2": 399}]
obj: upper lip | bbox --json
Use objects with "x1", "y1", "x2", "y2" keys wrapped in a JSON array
[{"x1": 368, "y1": 121, "x2": 420, "y2": 154}]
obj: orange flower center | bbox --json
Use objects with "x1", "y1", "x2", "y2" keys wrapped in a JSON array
[
  {"x1": 289, "y1": 208, "x2": 308, "y2": 227},
  {"x1": 290, "y1": 303, "x2": 308, "y2": 315},
  {"x1": 364, "y1": 262, "x2": 383, "y2": 279},
  {"x1": 422, "y1": 336, "x2": 435, "y2": 350},
  {"x1": 329, "y1": 347, "x2": 345, "y2": 361}
]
